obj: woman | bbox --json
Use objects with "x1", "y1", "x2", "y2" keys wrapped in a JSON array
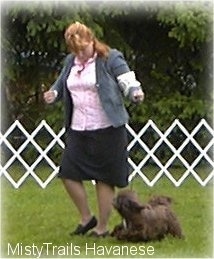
[{"x1": 43, "y1": 21, "x2": 144, "y2": 237}]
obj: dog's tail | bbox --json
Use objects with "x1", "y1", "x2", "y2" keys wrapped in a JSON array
[{"x1": 167, "y1": 211, "x2": 184, "y2": 239}]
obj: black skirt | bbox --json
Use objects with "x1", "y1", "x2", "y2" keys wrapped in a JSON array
[{"x1": 58, "y1": 126, "x2": 129, "y2": 187}]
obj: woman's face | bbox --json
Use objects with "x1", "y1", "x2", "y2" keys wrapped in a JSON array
[{"x1": 76, "y1": 41, "x2": 94, "y2": 63}]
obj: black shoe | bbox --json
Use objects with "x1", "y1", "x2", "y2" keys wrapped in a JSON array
[
  {"x1": 70, "y1": 216, "x2": 97, "y2": 235},
  {"x1": 88, "y1": 230, "x2": 109, "y2": 238}
]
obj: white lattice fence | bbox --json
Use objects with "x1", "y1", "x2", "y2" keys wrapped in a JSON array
[{"x1": 0, "y1": 119, "x2": 213, "y2": 188}]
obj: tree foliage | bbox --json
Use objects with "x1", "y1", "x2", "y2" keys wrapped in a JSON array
[
  {"x1": 1, "y1": 1, "x2": 213, "y2": 132},
  {"x1": 157, "y1": 2, "x2": 212, "y2": 48}
]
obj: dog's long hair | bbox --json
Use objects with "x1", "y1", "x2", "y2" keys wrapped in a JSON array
[{"x1": 111, "y1": 189, "x2": 184, "y2": 242}]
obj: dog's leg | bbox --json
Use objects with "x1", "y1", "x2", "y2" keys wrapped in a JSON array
[{"x1": 111, "y1": 223, "x2": 124, "y2": 237}]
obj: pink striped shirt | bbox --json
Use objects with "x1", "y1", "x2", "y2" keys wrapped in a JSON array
[{"x1": 66, "y1": 54, "x2": 112, "y2": 131}]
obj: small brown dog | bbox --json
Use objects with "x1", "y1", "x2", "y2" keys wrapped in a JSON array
[{"x1": 111, "y1": 189, "x2": 184, "y2": 242}]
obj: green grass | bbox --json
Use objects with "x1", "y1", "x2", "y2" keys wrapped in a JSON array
[{"x1": 0, "y1": 170, "x2": 213, "y2": 258}]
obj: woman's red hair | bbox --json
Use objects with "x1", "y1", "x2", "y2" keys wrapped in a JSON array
[{"x1": 64, "y1": 21, "x2": 110, "y2": 58}]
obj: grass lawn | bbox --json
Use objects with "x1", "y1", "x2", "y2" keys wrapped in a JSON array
[{"x1": 0, "y1": 169, "x2": 213, "y2": 258}]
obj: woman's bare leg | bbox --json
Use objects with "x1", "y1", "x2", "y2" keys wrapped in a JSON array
[
  {"x1": 94, "y1": 181, "x2": 115, "y2": 234},
  {"x1": 62, "y1": 178, "x2": 92, "y2": 225}
]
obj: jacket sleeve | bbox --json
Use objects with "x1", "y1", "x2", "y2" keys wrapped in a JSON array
[
  {"x1": 50, "y1": 54, "x2": 73, "y2": 102},
  {"x1": 108, "y1": 49, "x2": 142, "y2": 101}
]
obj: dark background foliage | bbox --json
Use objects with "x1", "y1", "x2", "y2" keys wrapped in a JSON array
[{"x1": 1, "y1": 1, "x2": 213, "y2": 132}]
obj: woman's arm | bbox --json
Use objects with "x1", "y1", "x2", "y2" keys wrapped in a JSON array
[
  {"x1": 43, "y1": 54, "x2": 73, "y2": 104},
  {"x1": 108, "y1": 49, "x2": 144, "y2": 103}
]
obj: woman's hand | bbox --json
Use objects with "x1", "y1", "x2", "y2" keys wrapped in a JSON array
[
  {"x1": 132, "y1": 89, "x2": 145, "y2": 103},
  {"x1": 43, "y1": 90, "x2": 57, "y2": 104}
]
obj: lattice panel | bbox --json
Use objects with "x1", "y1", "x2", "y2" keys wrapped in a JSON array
[
  {"x1": 0, "y1": 119, "x2": 213, "y2": 188},
  {"x1": 0, "y1": 120, "x2": 65, "y2": 188},
  {"x1": 127, "y1": 119, "x2": 214, "y2": 186}
]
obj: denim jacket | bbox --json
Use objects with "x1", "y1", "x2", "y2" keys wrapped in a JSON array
[{"x1": 51, "y1": 49, "x2": 141, "y2": 130}]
